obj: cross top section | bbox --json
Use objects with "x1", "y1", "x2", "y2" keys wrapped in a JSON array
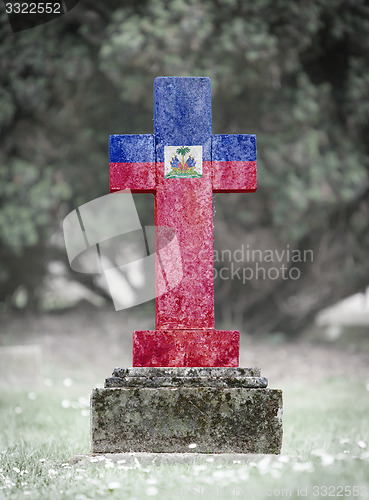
[{"x1": 109, "y1": 77, "x2": 257, "y2": 367}]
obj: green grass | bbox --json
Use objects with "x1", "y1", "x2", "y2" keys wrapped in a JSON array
[{"x1": 0, "y1": 378, "x2": 369, "y2": 499}]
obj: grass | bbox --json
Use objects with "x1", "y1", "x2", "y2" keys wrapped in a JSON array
[{"x1": 0, "y1": 377, "x2": 369, "y2": 499}]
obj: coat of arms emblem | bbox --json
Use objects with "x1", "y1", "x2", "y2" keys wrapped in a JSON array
[{"x1": 164, "y1": 145, "x2": 202, "y2": 179}]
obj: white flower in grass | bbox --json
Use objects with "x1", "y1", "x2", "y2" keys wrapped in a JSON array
[
  {"x1": 78, "y1": 396, "x2": 89, "y2": 407},
  {"x1": 24, "y1": 491, "x2": 31, "y2": 496},
  {"x1": 116, "y1": 459, "x2": 126, "y2": 464},
  {"x1": 321, "y1": 454, "x2": 335, "y2": 466},
  {"x1": 188, "y1": 443, "x2": 197, "y2": 449},
  {"x1": 117, "y1": 465, "x2": 130, "y2": 470},
  {"x1": 271, "y1": 468, "x2": 281, "y2": 479},
  {"x1": 4, "y1": 477, "x2": 14, "y2": 487},
  {"x1": 104, "y1": 462, "x2": 114, "y2": 469},
  {"x1": 206, "y1": 457, "x2": 214, "y2": 463},
  {"x1": 81, "y1": 410, "x2": 89, "y2": 417},
  {"x1": 146, "y1": 477, "x2": 158, "y2": 485},
  {"x1": 311, "y1": 449, "x2": 325, "y2": 457},
  {"x1": 108, "y1": 482, "x2": 121, "y2": 491},
  {"x1": 39, "y1": 459, "x2": 46, "y2": 463},
  {"x1": 63, "y1": 378, "x2": 73, "y2": 387},
  {"x1": 90, "y1": 458, "x2": 99, "y2": 463},
  {"x1": 238, "y1": 468, "x2": 249, "y2": 481},
  {"x1": 292, "y1": 462, "x2": 314, "y2": 472},
  {"x1": 336, "y1": 453, "x2": 349, "y2": 460},
  {"x1": 256, "y1": 455, "x2": 272, "y2": 474},
  {"x1": 339, "y1": 438, "x2": 349, "y2": 444},
  {"x1": 48, "y1": 469, "x2": 58, "y2": 477},
  {"x1": 13, "y1": 467, "x2": 20, "y2": 473},
  {"x1": 27, "y1": 392, "x2": 37, "y2": 400},
  {"x1": 212, "y1": 469, "x2": 230, "y2": 479},
  {"x1": 61, "y1": 400, "x2": 70, "y2": 409},
  {"x1": 44, "y1": 378, "x2": 53, "y2": 387},
  {"x1": 358, "y1": 440, "x2": 367, "y2": 449},
  {"x1": 272, "y1": 461, "x2": 283, "y2": 470},
  {"x1": 15, "y1": 407, "x2": 22, "y2": 414},
  {"x1": 193, "y1": 464, "x2": 207, "y2": 472},
  {"x1": 146, "y1": 486, "x2": 158, "y2": 496}
]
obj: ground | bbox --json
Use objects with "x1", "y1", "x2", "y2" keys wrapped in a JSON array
[{"x1": 1, "y1": 304, "x2": 369, "y2": 499}]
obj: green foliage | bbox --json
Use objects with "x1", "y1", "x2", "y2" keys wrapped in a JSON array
[
  {"x1": 0, "y1": 0, "x2": 368, "y2": 321},
  {"x1": 176, "y1": 147, "x2": 190, "y2": 156},
  {"x1": 0, "y1": 160, "x2": 71, "y2": 253}
]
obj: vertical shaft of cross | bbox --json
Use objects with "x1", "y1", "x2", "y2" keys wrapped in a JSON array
[{"x1": 154, "y1": 77, "x2": 215, "y2": 330}]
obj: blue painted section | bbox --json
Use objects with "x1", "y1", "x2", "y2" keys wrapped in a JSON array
[
  {"x1": 154, "y1": 77, "x2": 212, "y2": 162},
  {"x1": 212, "y1": 134, "x2": 257, "y2": 162},
  {"x1": 109, "y1": 134, "x2": 155, "y2": 163}
]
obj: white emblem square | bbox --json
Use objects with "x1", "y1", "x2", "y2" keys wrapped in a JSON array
[{"x1": 164, "y1": 145, "x2": 203, "y2": 179}]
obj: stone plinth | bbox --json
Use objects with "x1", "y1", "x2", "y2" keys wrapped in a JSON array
[
  {"x1": 133, "y1": 331, "x2": 239, "y2": 367},
  {"x1": 91, "y1": 368, "x2": 283, "y2": 454}
]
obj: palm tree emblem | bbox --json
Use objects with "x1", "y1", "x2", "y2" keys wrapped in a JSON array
[
  {"x1": 165, "y1": 145, "x2": 202, "y2": 178},
  {"x1": 176, "y1": 147, "x2": 190, "y2": 169}
]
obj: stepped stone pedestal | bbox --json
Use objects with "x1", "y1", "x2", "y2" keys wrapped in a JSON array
[{"x1": 91, "y1": 367, "x2": 283, "y2": 454}]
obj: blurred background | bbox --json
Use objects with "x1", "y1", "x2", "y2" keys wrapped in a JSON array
[{"x1": 1, "y1": 0, "x2": 369, "y2": 385}]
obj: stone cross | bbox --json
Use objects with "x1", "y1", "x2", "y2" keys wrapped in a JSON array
[{"x1": 109, "y1": 77, "x2": 256, "y2": 367}]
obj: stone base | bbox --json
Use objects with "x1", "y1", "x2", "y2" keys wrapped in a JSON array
[{"x1": 91, "y1": 368, "x2": 283, "y2": 454}]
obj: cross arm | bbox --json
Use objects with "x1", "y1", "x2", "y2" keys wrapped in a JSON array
[
  {"x1": 109, "y1": 134, "x2": 156, "y2": 193},
  {"x1": 212, "y1": 134, "x2": 257, "y2": 193}
]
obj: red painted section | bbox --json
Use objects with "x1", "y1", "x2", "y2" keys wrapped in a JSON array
[
  {"x1": 155, "y1": 161, "x2": 215, "y2": 329},
  {"x1": 110, "y1": 156, "x2": 257, "y2": 367},
  {"x1": 109, "y1": 162, "x2": 156, "y2": 193},
  {"x1": 213, "y1": 160, "x2": 257, "y2": 193},
  {"x1": 133, "y1": 330, "x2": 239, "y2": 367}
]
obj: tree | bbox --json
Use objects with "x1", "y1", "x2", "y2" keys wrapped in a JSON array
[
  {"x1": 0, "y1": 0, "x2": 368, "y2": 336},
  {"x1": 176, "y1": 147, "x2": 190, "y2": 169}
]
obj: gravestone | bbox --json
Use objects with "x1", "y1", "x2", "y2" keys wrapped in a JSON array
[{"x1": 91, "y1": 77, "x2": 283, "y2": 453}]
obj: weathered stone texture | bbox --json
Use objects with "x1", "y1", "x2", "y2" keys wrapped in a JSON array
[
  {"x1": 113, "y1": 367, "x2": 261, "y2": 377},
  {"x1": 91, "y1": 384, "x2": 282, "y2": 454},
  {"x1": 106, "y1": 366, "x2": 267, "y2": 388}
]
